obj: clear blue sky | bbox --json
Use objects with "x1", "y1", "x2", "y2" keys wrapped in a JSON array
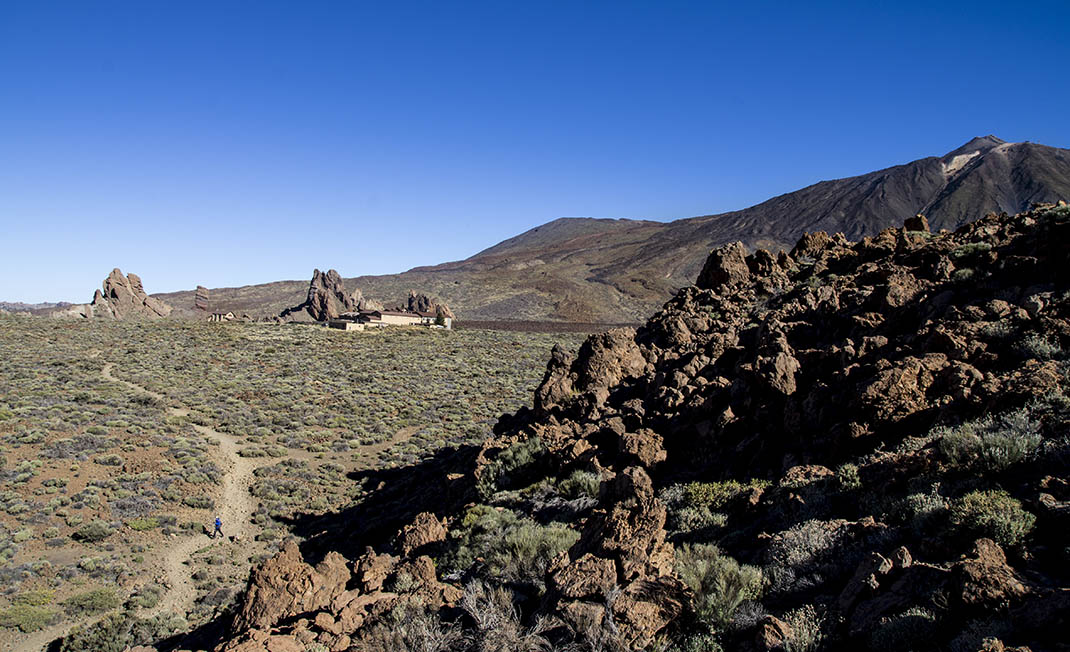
[{"x1": 2, "y1": 1, "x2": 1067, "y2": 302}]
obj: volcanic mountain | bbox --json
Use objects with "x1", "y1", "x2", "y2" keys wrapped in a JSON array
[{"x1": 155, "y1": 136, "x2": 1070, "y2": 322}]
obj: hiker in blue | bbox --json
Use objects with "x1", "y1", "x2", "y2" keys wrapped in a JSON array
[{"x1": 212, "y1": 517, "x2": 223, "y2": 539}]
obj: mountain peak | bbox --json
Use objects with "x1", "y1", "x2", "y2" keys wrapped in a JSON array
[{"x1": 945, "y1": 135, "x2": 1006, "y2": 159}]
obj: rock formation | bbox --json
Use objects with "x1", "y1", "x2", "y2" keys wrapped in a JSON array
[
  {"x1": 194, "y1": 285, "x2": 210, "y2": 312},
  {"x1": 280, "y1": 269, "x2": 380, "y2": 321},
  {"x1": 352, "y1": 288, "x2": 383, "y2": 313},
  {"x1": 137, "y1": 204, "x2": 1070, "y2": 651},
  {"x1": 405, "y1": 290, "x2": 454, "y2": 319},
  {"x1": 52, "y1": 268, "x2": 172, "y2": 319}
]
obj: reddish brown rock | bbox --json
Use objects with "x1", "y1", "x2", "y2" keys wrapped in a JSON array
[
  {"x1": 548, "y1": 552, "x2": 617, "y2": 600},
  {"x1": 905, "y1": 214, "x2": 930, "y2": 232},
  {"x1": 235, "y1": 540, "x2": 350, "y2": 631},
  {"x1": 396, "y1": 512, "x2": 447, "y2": 557},
  {"x1": 953, "y1": 539, "x2": 1028, "y2": 609},
  {"x1": 755, "y1": 614, "x2": 794, "y2": 651},
  {"x1": 352, "y1": 548, "x2": 397, "y2": 594},
  {"x1": 697, "y1": 241, "x2": 751, "y2": 291},
  {"x1": 194, "y1": 285, "x2": 210, "y2": 312}
]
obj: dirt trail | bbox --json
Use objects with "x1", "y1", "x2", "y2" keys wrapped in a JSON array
[
  {"x1": 15, "y1": 361, "x2": 417, "y2": 652},
  {"x1": 97, "y1": 363, "x2": 273, "y2": 620}
]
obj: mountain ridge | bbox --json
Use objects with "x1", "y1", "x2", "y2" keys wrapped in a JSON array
[{"x1": 148, "y1": 136, "x2": 1070, "y2": 322}]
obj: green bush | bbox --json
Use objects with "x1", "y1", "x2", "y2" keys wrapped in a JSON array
[
  {"x1": 559, "y1": 470, "x2": 601, "y2": 500},
  {"x1": 1016, "y1": 334, "x2": 1062, "y2": 361},
  {"x1": 784, "y1": 604, "x2": 825, "y2": 652},
  {"x1": 950, "y1": 490, "x2": 1035, "y2": 547},
  {"x1": 937, "y1": 408, "x2": 1042, "y2": 472},
  {"x1": 126, "y1": 517, "x2": 159, "y2": 531},
  {"x1": 675, "y1": 544, "x2": 762, "y2": 629},
  {"x1": 71, "y1": 519, "x2": 115, "y2": 543},
  {"x1": 124, "y1": 584, "x2": 164, "y2": 610},
  {"x1": 445, "y1": 504, "x2": 578, "y2": 586},
  {"x1": 0, "y1": 604, "x2": 58, "y2": 632},
  {"x1": 64, "y1": 587, "x2": 121, "y2": 615},
  {"x1": 477, "y1": 437, "x2": 548, "y2": 498},
  {"x1": 835, "y1": 463, "x2": 861, "y2": 492},
  {"x1": 13, "y1": 589, "x2": 54, "y2": 606},
  {"x1": 950, "y1": 242, "x2": 992, "y2": 260},
  {"x1": 868, "y1": 606, "x2": 938, "y2": 651},
  {"x1": 681, "y1": 480, "x2": 765, "y2": 509},
  {"x1": 901, "y1": 488, "x2": 950, "y2": 536},
  {"x1": 182, "y1": 495, "x2": 214, "y2": 509},
  {"x1": 672, "y1": 633, "x2": 724, "y2": 652},
  {"x1": 661, "y1": 480, "x2": 765, "y2": 536}
]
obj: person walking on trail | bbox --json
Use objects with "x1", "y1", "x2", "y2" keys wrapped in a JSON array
[{"x1": 212, "y1": 517, "x2": 223, "y2": 539}]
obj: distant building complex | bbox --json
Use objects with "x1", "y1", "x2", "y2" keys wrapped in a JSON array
[{"x1": 327, "y1": 309, "x2": 451, "y2": 331}]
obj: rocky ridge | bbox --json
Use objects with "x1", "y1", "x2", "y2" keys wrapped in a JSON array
[
  {"x1": 189, "y1": 204, "x2": 1067, "y2": 650},
  {"x1": 151, "y1": 137, "x2": 1070, "y2": 322}
]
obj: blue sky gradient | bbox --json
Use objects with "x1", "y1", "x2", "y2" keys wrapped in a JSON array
[{"x1": 2, "y1": 1, "x2": 1068, "y2": 302}]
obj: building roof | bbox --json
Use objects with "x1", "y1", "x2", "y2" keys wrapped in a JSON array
[{"x1": 378, "y1": 310, "x2": 422, "y2": 317}]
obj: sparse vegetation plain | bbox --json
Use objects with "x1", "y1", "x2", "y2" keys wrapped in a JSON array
[{"x1": 0, "y1": 317, "x2": 583, "y2": 650}]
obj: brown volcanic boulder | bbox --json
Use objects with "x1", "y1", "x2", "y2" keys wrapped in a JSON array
[
  {"x1": 235, "y1": 540, "x2": 350, "y2": 631},
  {"x1": 535, "y1": 328, "x2": 647, "y2": 414},
  {"x1": 352, "y1": 288, "x2": 383, "y2": 312},
  {"x1": 905, "y1": 214, "x2": 931, "y2": 232},
  {"x1": 696, "y1": 241, "x2": 750, "y2": 291},
  {"x1": 396, "y1": 512, "x2": 447, "y2": 557},
  {"x1": 952, "y1": 538, "x2": 1028, "y2": 609},
  {"x1": 407, "y1": 290, "x2": 435, "y2": 313}
]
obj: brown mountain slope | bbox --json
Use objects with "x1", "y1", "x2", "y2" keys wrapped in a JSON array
[{"x1": 154, "y1": 137, "x2": 1070, "y2": 322}]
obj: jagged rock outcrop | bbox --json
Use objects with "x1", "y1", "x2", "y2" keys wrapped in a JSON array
[
  {"x1": 235, "y1": 540, "x2": 350, "y2": 631},
  {"x1": 223, "y1": 518, "x2": 463, "y2": 652},
  {"x1": 52, "y1": 268, "x2": 172, "y2": 319},
  {"x1": 548, "y1": 466, "x2": 688, "y2": 647},
  {"x1": 280, "y1": 269, "x2": 379, "y2": 321},
  {"x1": 396, "y1": 511, "x2": 447, "y2": 557},
  {"x1": 306, "y1": 269, "x2": 356, "y2": 321},
  {"x1": 405, "y1": 290, "x2": 454, "y2": 319},
  {"x1": 215, "y1": 204, "x2": 1069, "y2": 651},
  {"x1": 351, "y1": 288, "x2": 383, "y2": 312}
]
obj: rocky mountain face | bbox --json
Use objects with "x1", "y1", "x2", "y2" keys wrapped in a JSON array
[
  {"x1": 206, "y1": 203, "x2": 1069, "y2": 651},
  {"x1": 51, "y1": 268, "x2": 172, "y2": 319},
  {"x1": 152, "y1": 137, "x2": 1070, "y2": 323}
]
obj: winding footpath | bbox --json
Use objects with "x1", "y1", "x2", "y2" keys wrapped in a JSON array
[
  {"x1": 13, "y1": 362, "x2": 271, "y2": 652},
  {"x1": 99, "y1": 362, "x2": 272, "y2": 619}
]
